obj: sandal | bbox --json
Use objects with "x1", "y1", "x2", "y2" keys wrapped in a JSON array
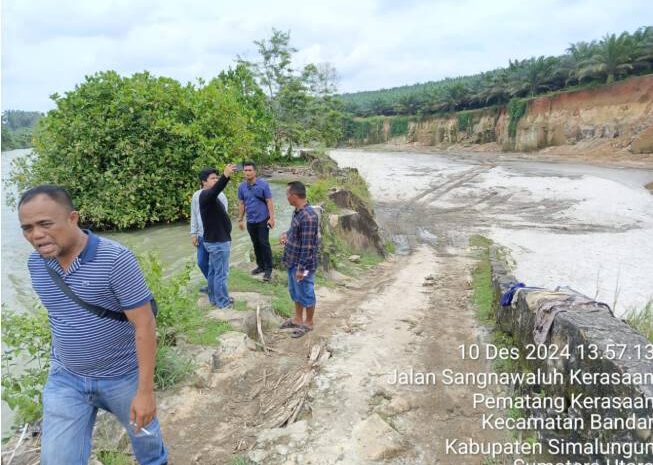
[
  {"x1": 290, "y1": 325, "x2": 313, "y2": 338},
  {"x1": 280, "y1": 319, "x2": 300, "y2": 329}
]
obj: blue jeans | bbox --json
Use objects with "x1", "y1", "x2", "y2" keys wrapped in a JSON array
[
  {"x1": 197, "y1": 236, "x2": 209, "y2": 279},
  {"x1": 203, "y1": 240, "x2": 231, "y2": 307},
  {"x1": 42, "y1": 362, "x2": 168, "y2": 465}
]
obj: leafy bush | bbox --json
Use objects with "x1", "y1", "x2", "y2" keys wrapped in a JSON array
[
  {"x1": 389, "y1": 116, "x2": 410, "y2": 137},
  {"x1": 8, "y1": 70, "x2": 271, "y2": 230},
  {"x1": 507, "y1": 98, "x2": 528, "y2": 138},
  {"x1": 1, "y1": 306, "x2": 51, "y2": 424},
  {"x1": 457, "y1": 111, "x2": 473, "y2": 133}
]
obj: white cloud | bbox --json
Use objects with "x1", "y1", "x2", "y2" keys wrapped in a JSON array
[{"x1": 1, "y1": 0, "x2": 650, "y2": 111}]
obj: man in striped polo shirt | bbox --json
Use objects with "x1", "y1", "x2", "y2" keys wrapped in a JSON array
[{"x1": 18, "y1": 185, "x2": 168, "y2": 465}]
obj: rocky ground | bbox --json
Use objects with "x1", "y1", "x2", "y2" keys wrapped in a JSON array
[{"x1": 155, "y1": 240, "x2": 505, "y2": 465}]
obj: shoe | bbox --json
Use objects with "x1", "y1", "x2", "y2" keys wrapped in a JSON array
[
  {"x1": 229, "y1": 297, "x2": 235, "y2": 304},
  {"x1": 280, "y1": 318, "x2": 300, "y2": 329},
  {"x1": 290, "y1": 325, "x2": 313, "y2": 338},
  {"x1": 262, "y1": 271, "x2": 272, "y2": 282},
  {"x1": 199, "y1": 286, "x2": 208, "y2": 294},
  {"x1": 251, "y1": 267, "x2": 264, "y2": 275}
]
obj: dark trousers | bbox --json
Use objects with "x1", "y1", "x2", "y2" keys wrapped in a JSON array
[{"x1": 247, "y1": 220, "x2": 273, "y2": 272}]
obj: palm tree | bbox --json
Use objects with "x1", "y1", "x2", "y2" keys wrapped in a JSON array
[
  {"x1": 564, "y1": 40, "x2": 597, "y2": 84},
  {"x1": 507, "y1": 56, "x2": 556, "y2": 97},
  {"x1": 631, "y1": 26, "x2": 653, "y2": 71},
  {"x1": 578, "y1": 32, "x2": 634, "y2": 83},
  {"x1": 438, "y1": 81, "x2": 469, "y2": 112},
  {"x1": 477, "y1": 69, "x2": 511, "y2": 105}
]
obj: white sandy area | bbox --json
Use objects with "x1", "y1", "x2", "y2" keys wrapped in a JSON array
[
  {"x1": 475, "y1": 166, "x2": 653, "y2": 227},
  {"x1": 331, "y1": 149, "x2": 653, "y2": 317},
  {"x1": 330, "y1": 149, "x2": 469, "y2": 202},
  {"x1": 489, "y1": 227, "x2": 653, "y2": 316}
]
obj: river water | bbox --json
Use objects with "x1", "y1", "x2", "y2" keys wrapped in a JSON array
[
  {"x1": 0, "y1": 148, "x2": 294, "y2": 435},
  {"x1": 330, "y1": 149, "x2": 653, "y2": 317}
]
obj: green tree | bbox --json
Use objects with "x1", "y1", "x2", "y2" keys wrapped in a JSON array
[
  {"x1": 2, "y1": 110, "x2": 42, "y2": 131},
  {"x1": 216, "y1": 64, "x2": 273, "y2": 163},
  {"x1": 563, "y1": 40, "x2": 597, "y2": 84},
  {"x1": 339, "y1": 26, "x2": 651, "y2": 121},
  {"x1": 9, "y1": 70, "x2": 267, "y2": 230},
  {"x1": 238, "y1": 29, "x2": 296, "y2": 155},
  {"x1": 239, "y1": 29, "x2": 343, "y2": 155},
  {"x1": 578, "y1": 32, "x2": 634, "y2": 83},
  {"x1": 2, "y1": 123, "x2": 16, "y2": 149},
  {"x1": 508, "y1": 56, "x2": 557, "y2": 97},
  {"x1": 301, "y1": 63, "x2": 344, "y2": 145},
  {"x1": 632, "y1": 26, "x2": 653, "y2": 71}
]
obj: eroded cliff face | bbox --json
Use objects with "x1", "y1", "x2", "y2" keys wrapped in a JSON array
[{"x1": 377, "y1": 75, "x2": 653, "y2": 155}]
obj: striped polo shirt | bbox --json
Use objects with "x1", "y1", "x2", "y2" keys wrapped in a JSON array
[{"x1": 27, "y1": 231, "x2": 152, "y2": 378}]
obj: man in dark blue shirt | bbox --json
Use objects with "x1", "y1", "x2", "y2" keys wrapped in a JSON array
[{"x1": 237, "y1": 161, "x2": 276, "y2": 282}]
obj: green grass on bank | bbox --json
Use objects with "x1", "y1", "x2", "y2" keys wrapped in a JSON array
[
  {"x1": 469, "y1": 235, "x2": 494, "y2": 322},
  {"x1": 229, "y1": 267, "x2": 294, "y2": 318},
  {"x1": 627, "y1": 300, "x2": 653, "y2": 342}
]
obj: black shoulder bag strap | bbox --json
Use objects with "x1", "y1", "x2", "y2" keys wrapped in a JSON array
[{"x1": 45, "y1": 265, "x2": 129, "y2": 322}]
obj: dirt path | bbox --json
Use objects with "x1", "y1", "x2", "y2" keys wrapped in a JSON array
[{"x1": 160, "y1": 239, "x2": 505, "y2": 464}]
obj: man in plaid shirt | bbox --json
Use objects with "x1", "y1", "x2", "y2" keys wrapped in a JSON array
[{"x1": 280, "y1": 181, "x2": 319, "y2": 338}]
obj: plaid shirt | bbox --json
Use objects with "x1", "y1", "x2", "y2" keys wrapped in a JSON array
[{"x1": 282, "y1": 203, "x2": 319, "y2": 273}]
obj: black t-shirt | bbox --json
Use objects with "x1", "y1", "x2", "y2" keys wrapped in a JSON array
[{"x1": 199, "y1": 175, "x2": 232, "y2": 242}]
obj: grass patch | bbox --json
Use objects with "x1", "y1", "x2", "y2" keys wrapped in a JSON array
[
  {"x1": 491, "y1": 332, "x2": 518, "y2": 373},
  {"x1": 626, "y1": 300, "x2": 653, "y2": 342},
  {"x1": 97, "y1": 450, "x2": 135, "y2": 465},
  {"x1": 229, "y1": 268, "x2": 293, "y2": 318},
  {"x1": 335, "y1": 250, "x2": 385, "y2": 276},
  {"x1": 469, "y1": 235, "x2": 493, "y2": 322},
  {"x1": 186, "y1": 320, "x2": 232, "y2": 345},
  {"x1": 154, "y1": 346, "x2": 196, "y2": 390}
]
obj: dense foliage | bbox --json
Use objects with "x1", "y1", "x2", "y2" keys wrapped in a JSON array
[
  {"x1": 1, "y1": 306, "x2": 51, "y2": 424},
  {"x1": 8, "y1": 31, "x2": 346, "y2": 230},
  {"x1": 1, "y1": 110, "x2": 42, "y2": 150},
  {"x1": 9, "y1": 70, "x2": 271, "y2": 230},
  {"x1": 340, "y1": 26, "x2": 653, "y2": 117},
  {"x1": 239, "y1": 29, "x2": 344, "y2": 156}
]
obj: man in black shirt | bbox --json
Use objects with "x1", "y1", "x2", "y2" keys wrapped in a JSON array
[{"x1": 199, "y1": 163, "x2": 235, "y2": 308}]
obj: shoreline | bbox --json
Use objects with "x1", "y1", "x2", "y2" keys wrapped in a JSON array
[{"x1": 349, "y1": 143, "x2": 653, "y2": 171}]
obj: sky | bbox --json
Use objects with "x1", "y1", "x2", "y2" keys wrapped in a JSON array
[{"x1": 1, "y1": 0, "x2": 651, "y2": 112}]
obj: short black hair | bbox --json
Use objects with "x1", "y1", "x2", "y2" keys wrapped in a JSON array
[
  {"x1": 287, "y1": 181, "x2": 306, "y2": 199},
  {"x1": 199, "y1": 167, "x2": 217, "y2": 182},
  {"x1": 18, "y1": 185, "x2": 75, "y2": 211},
  {"x1": 243, "y1": 161, "x2": 256, "y2": 170}
]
